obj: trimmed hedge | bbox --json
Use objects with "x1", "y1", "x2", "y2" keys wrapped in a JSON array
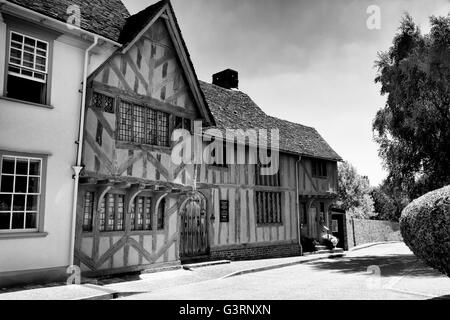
[{"x1": 400, "y1": 186, "x2": 450, "y2": 277}]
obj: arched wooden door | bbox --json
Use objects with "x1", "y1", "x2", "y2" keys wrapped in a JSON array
[{"x1": 180, "y1": 191, "x2": 209, "y2": 260}]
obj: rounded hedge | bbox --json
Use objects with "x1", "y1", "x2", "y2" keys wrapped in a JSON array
[{"x1": 400, "y1": 186, "x2": 450, "y2": 277}]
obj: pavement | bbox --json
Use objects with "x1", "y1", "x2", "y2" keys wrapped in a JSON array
[{"x1": 0, "y1": 249, "x2": 343, "y2": 300}]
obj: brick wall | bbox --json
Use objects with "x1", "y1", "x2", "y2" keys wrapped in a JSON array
[
  {"x1": 210, "y1": 241, "x2": 301, "y2": 261},
  {"x1": 345, "y1": 217, "x2": 402, "y2": 249}
]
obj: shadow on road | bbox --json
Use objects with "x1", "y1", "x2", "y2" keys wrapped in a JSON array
[{"x1": 308, "y1": 253, "x2": 443, "y2": 278}]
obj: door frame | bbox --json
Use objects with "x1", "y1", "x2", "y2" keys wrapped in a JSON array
[{"x1": 178, "y1": 190, "x2": 210, "y2": 261}]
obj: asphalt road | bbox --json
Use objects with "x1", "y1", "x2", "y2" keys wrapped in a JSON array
[{"x1": 120, "y1": 242, "x2": 450, "y2": 300}]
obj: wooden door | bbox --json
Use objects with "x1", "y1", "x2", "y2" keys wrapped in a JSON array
[
  {"x1": 180, "y1": 192, "x2": 209, "y2": 260},
  {"x1": 308, "y1": 207, "x2": 318, "y2": 239}
]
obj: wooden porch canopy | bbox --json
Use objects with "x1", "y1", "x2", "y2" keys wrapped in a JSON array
[{"x1": 79, "y1": 174, "x2": 190, "y2": 193}]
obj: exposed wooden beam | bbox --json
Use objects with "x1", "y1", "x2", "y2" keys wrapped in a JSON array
[
  {"x1": 114, "y1": 182, "x2": 132, "y2": 189},
  {"x1": 97, "y1": 179, "x2": 115, "y2": 186},
  {"x1": 79, "y1": 177, "x2": 98, "y2": 185},
  {"x1": 121, "y1": 5, "x2": 168, "y2": 54},
  {"x1": 92, "y1": 81, "x2": 198, "y2": 119},
  {"x1": 108, "y1": 60, "x2": 133, "y2": 92}
]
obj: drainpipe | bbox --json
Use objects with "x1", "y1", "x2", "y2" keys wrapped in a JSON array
[
  {"x1": 69, "y1": 36, "x2": 99, "y2": 267},
  {"x1": 295, "y1": 156, "x2": 303, "y2": 256}
]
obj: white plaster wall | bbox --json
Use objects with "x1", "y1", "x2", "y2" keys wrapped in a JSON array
[{"x1": 0, "y1": 26, "x2": 114, "y2": 273}]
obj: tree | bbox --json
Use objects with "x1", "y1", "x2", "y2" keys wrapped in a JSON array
[
  {"x1": 373, "y1": 14, "x2": 450, "y2": 200},
  {"x1": 371, "y1": 186, "x2": 399, "y2": 221},
  {"x1": 337, "y1": 161, "x2": 376, "y2": 219}
]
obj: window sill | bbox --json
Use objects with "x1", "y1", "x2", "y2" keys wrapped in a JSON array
[
  {"x1": 0, "y1": 96, "x2": 54, "y2": 109},
  {"x1": 0, "y1": 231, "x2": 48, "y2": 240},
  {"x1": 115, "y1": 141, "x2": 171, "y2": 152}
]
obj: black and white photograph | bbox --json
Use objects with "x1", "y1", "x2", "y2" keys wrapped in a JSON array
[{"x1": 0, "y1": 0, "x2": 449, "y2": 311}]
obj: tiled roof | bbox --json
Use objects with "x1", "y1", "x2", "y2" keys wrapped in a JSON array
[
  {"x1": 118, "y1": 0, "x2": 167, "y2": 45},
  {"x1": 200, "y1": 81, "x2": 342, "y2": 161},
  {"x1": 6, "y1": 0, "x2": 130, "y2": 42}
]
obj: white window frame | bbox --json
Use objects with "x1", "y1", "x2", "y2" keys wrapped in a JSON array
[
  {"x1": 0, "y1": 154, "x2": 43, "y2": 233},
  {"x1": 7, "y1": 31, "x2": 49, "y2": 84}
]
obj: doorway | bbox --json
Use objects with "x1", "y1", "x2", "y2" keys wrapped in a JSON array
[
  {"x1": 179, "y1": 191, "x2": 209, "y2": 261},
  {"x1": 308, "y1": 207, "x2": 318, "y2": 239}
]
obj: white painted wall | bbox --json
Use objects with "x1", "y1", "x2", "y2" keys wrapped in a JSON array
[{"x1": 0, "y1": 17, "x2": 115, "y2": 273}]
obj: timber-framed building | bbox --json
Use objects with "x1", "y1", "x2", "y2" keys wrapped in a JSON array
[
  {"x1": 74, "y1": 0, "x2": 342, "y2": 276},
  {"x1": 0, "y1": 0, "x2": 342, "y2": 283}
]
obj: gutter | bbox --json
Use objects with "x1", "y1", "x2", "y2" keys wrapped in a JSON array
[
  {"x1": 0, "y1": 0, "x2": 121, "y2": 47},
  {"x1": 295, "y1": 156, "x2": 303, "y2": 256},
  {"x1": 69, "y1": 36, "x2": 99, "y2": 266}
]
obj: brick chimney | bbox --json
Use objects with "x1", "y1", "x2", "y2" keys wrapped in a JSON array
[{"x1": 212, "y1": 69, "x2": 239, "y2": 89}]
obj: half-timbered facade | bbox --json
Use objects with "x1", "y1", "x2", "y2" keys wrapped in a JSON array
[
  {"x1": 0, "y1": 0, "x2": 343, "y2": 283},
  {"x1": 72, "y1": 0, "x2": 341, "y2": 277},
  {"x1": 75, "y1": 1, "x2": 215, "y2": 275},
  {"x1": 200, "y1": 81, "x2": 341, "y2": 261}
]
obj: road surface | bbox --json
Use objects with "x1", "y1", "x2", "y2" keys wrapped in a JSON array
[{"x1": 119, "y1": 242, "x2": 450, "y2": 300}]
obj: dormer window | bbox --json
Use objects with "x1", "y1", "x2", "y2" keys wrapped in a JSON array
[{"x1": 6, "y1": 31, "x2": 49, "y2": 105}]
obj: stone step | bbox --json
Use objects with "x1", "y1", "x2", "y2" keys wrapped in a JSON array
[{"x1": 315, "y1": 249, "x2": 332, "y2": 254}]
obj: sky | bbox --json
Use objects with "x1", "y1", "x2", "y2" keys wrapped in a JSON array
[{"x1": 122, "y1": 0, "x2": 450, "y2": 186}]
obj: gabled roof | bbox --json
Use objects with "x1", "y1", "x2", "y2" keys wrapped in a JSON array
[
  {"x1": 114, "y1": 0, "x2": 215, "y2": 126},
  {"x1": 118, "y1": 0, "x2": 167, "y2": 45},
  {"x1": 5, "y1": 0, "x2": 130, "y2": 42},
  {"x1": 200, "y1": 81, "x2": 342, "y2": 161}
]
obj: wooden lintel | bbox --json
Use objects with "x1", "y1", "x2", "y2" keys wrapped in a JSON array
[
  {"x1": 79, "y1": 177, "x2": 98, "y2": 185},
  {"x1": 130, "y1": 183, "x2": 146, "y2": 190},
  {"x1": 114, "y1": 182, "x2": 132, "y2": 189},
  {"x1": 92, "y1": 81, "x2": 197, "y2": 119},
  {"x1": 97, "y1": 179, "x2": 114, "y2": 186}
]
